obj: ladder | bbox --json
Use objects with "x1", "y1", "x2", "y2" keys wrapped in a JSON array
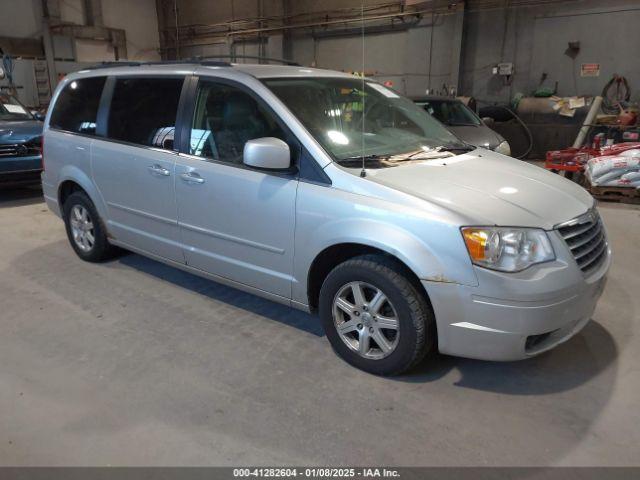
[{"x1": 33, "y1": 59, "x2": 52, "y2": 107}]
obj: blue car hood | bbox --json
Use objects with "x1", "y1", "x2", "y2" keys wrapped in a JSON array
[{"x1": 0, "y1": 120, "x2": 43, "y2": 144}]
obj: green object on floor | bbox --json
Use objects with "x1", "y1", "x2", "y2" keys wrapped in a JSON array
[{"x1": 533, "y1": 86, "x2": 555, "y2": 97}]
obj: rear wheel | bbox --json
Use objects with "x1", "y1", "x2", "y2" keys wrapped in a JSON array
[
  {"x1": 63, "y1": 191, "x2": 116, "y2": 262},
  {"x1": 319, "y1": 254, "x2": 435, "y2": 375}
]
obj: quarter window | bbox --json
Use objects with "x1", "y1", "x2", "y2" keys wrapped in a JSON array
[
  {"x1": 107, "y1": 77, "x2": 184, "y2": 150},
  {"x1": 49, "y1": 76, "x2": 106, "y2": 135},
  {"x1": 190, "y1": 82, "x2": 286, "y2": 163}
]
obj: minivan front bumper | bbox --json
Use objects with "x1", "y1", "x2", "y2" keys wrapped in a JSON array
[{"x1": 424, "y1": 231, "x2": 611, "y2": 361}]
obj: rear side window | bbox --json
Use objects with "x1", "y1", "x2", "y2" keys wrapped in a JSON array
[
  {"x1": 49, "y1": 77, "x2": 106, "y2": 135},
  {"x1": 107, "y1": 77, "x2": 184, "y2": 150}
]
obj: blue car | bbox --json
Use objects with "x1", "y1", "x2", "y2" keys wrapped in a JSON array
[{"x1": 0, "y1": 92, "x2": 43, "y2": 187}]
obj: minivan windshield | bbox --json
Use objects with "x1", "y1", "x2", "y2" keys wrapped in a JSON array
[
  {"x1": 263, "y1": 77, "x2": 465, "y2": 163},
  {"x1": 0, "y1": 93, "x2": 33, "y2": 121},
  {"x1": 416, "y1": 98, "x2": 482, "y2": 126}
]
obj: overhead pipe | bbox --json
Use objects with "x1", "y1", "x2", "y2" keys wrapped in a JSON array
[
  {"x1": 224, "y1": 9, "x2": 430, "y2": 36},
  {"x1": 176, "y1": 2, "x2": 405, "y2": 31},
  {"x1": 168, "y1": 0, "x2": 559, "y2": 40},
  {"x1": 166, "y1": 5, "x2": 456, "y2": 45}
]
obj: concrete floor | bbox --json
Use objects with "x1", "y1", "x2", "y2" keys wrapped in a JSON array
[{"x1": 0, "y1": 185, "x2": 639, "y2": 467}]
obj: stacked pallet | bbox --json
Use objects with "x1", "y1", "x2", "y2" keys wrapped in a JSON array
[
  {"x1": 585, "y1": 149, "x2": 640, "y2": 203},
  {"x1": 588, "y1": 184, "x2": 640, "y2": 204}
]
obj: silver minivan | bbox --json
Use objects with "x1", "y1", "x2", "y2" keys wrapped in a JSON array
[{"x1": 42, "y1": 62, "x2": 610, "y2": 375}]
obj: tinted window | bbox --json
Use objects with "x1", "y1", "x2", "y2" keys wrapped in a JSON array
[
  {"x1": 108, "y1": 77, "x2": 183, "y2": 150},
  {"x1": 190, "y1": 82, "x2": 286, "y2": 163},
  {"x1": 50, "y1": 77, "x2": 106, "y2": 134}
]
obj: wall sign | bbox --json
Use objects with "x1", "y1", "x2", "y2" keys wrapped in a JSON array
[{"x1": 581, "y1": 63, "x2": 600, "y2": 77}]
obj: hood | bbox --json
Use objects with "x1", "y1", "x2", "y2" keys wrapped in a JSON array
[
  {"x1": 364, "y1": 150, "x2": 593, "y2": 229},
  {"x1": 447, "y1": 124, "x2": 503, "y2": 150},
  {"x1": 0, "y1": 120, "x2": 43, "y2": 144}
]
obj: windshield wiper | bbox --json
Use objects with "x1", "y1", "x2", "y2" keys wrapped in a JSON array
[
  {"x1": 340, "y1": 144, "x2": 475, "y2": 165},
  {"x1": 345, "y1": 150, "x2": 452, "y2": 163},
  {"x1": 390, "y1": 147, "x2": 459, "y2": 161},
  {"x1": 438, "y1": 143, "x2": 476, "y2": 153},
  {"x1": 340, "y1": 154, "x2": 390, "y2": 163}
]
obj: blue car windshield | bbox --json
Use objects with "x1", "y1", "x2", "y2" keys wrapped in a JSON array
[{"x1": 0, "y1": 93, "x2": 33, "y2": 121}]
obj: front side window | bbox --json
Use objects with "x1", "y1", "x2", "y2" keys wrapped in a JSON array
[
  {"x1": 263, "y1": 77, "x2": 462, "y2": 164},
  {"x1": 190, "y1": 81, "x2": 286, "y2": 164},
  {"x1": 417, "y1": 99, "x2": 482, "y2": 127},
  {"x1": 49, "y1": 76, "x2": 106, "y2": 134},
  {"x1": 107, "y1": 77, "x2": 183, "y2": 150}
]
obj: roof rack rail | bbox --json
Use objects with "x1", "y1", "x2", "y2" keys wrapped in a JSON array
[
  {"x1": 87, "y1": 60, "x2": 231, "y2": 70},
  {"x1": 85, "y1": 57, "x2": 299, "y2": 71},
  {"x1": 89, "y1": 61, "x2": 143, "y2": 69},
  {"x1": 147, "y1": 60, "x2": 231, "y2": 67},
  {"x1": 194, "y1": 55, "x2": 300, "y2": 66}
]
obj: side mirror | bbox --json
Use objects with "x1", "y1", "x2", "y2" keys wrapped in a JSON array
[
  {"x1": 34, "y1": 112, "x2": 45, "y2": 121},
  {"x1": 243, "y1": 137, "x2": 291, "y2": 170}
]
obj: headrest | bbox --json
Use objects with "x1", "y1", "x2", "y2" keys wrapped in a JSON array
[{"x1": 223, "y1": 92, "x2": 255, "y2": 127}]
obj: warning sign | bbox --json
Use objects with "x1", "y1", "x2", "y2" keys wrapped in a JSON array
[{"x1": 581, "y1": 63, "x2": 600, "y2": 77}]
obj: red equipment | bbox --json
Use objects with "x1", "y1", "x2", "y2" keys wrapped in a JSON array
[
  {"x1": 545, "y1": 142, "x2": 640, "y2": 173},
  {"x1": 545, "y1": 147, "x2": 597, "y2": 173}
]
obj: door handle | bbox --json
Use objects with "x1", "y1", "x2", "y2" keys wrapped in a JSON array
[
  {"x1": 180, "y1": 172, "x2": 205, "y2": 184},
  {"x1": 148, "y1": 164, "x2": 170, "y2": 176}
]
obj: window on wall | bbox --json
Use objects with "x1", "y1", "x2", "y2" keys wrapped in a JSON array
[
  {"x1": 49, "y1": 76, "x2": 106, "y2": 135},
  {"x1": 190, "y1": 81, "x2": 287, "y2": 164},
  {"x1": 107, "y1": 77, "x2": 184, "y2": 150}
]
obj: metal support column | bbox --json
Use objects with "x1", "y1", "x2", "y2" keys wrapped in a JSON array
[
  {"x1": 449, "y1": 1, "x2": 465, "y2": 95},
  {"x1": 40, "y1": 0, "x2": 58, "y2": 94}
]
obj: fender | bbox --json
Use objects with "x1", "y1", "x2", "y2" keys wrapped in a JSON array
[
  {"x1": 57, "y1": 163, "x2": 109, "y2": 222},
  {"x1": 292, "y1": 216, "x2": 479, "y2": 306}
]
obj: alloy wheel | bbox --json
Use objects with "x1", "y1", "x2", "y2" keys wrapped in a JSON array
[
  {"x1": 69, "y1": 205, "x2": 95, "y2": 252},
  {"x1": 332, "y1": 281, "x2": 400, "y2": 360}
]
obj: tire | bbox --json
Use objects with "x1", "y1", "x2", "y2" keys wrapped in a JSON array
[
  {"x1": 62, "y1": 190, "x2": 117, "y2": 262},
  {"x1": 319, "y1": 254, "x2": 435, "y2": 376}
]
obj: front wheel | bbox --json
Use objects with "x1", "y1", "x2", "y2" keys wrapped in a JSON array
[{"x1": 319, "y1": 254, "x2": 436, "y2": 375}]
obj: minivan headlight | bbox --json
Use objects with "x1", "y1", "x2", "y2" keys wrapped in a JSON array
[
  {"x1": 494, "y1": 140, "x2": 511, "y2": 156},
  {"x1": 461, "y1": 227, "x2": 555, "y2": 272}
]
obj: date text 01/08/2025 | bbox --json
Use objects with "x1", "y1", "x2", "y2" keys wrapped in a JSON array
[{"x1": 232, "y1": 468, "x2": 400, "y2": 478}]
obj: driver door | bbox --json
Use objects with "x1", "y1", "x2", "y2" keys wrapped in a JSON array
[{"x1": 175, "y1": 79, "x2": 299, "y2": 299}]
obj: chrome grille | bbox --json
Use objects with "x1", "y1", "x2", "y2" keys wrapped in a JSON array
[
  {"x1": 557, "y1": 209, "x2": 608, "y2": 274},
  {"x1": 0, "y1": 144, "x2": 20, "y2": 157},
  {"x1": 0, "y1": 143, "x2": 40, "y2": 158}
]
